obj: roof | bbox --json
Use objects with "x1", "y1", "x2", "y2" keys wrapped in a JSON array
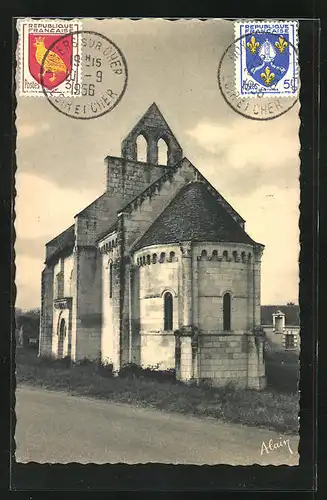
[
  {"x1": 132, "y1": 181, "x2": 261, "y2": 251},
  {"x1": 45, "y1": 194, "x2": 123, "y2": 262},
  {"x1": 261, "y1": 305, "x2": 300, "y2": 326},
  {"x1": 96, "y1": 221, "x2": 118, "y2": 242},
  {"x1": 121, "y1": 157, "x2": 245, "y2": 226},
  {"x1": 45, "y1": 225, "x2": 75, "y2": 263}
]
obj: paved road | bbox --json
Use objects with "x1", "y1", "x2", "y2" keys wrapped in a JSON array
[{"x1": 15, "y1": 386, "x2": 299, "y2": 465}]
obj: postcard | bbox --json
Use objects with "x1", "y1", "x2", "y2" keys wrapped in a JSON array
[{"x1": 14, "y1": 18, "x2": 301, "y2": 469}]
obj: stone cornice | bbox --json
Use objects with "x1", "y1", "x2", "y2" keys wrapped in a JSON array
[{"x1": 180, "y1": 241, "x2": 192, "y2": 257}]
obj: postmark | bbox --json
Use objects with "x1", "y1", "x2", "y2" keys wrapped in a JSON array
[
  {"x1": 16, "y1": 18, "x2": 82, "y2": 97},
  {"x1": 217, "y1": 21, "x2": 299, "y2": 120},
  {"x1": 40, "y1": 30, "x2": 128, "y2": 120}
]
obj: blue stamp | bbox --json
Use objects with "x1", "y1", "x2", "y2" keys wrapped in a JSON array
[{"x1": 234, "y1": 20, "x2": 299, "y2": 97}]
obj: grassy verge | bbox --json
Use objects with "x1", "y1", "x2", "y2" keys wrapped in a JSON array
[{"x1": 15, "y1": 347, "x2": 299, "y2": 435}]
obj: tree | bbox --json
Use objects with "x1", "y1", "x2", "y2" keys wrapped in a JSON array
[{"x1": 15, "y1": 308, "x2": 40, "y2": 348}]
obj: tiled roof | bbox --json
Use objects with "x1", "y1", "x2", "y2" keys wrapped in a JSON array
[
  {"x1": 45, "y1": 225, "x2": 75, "y2": 263},
  {"x1": 122, "y1": 158, "x2": 245, "y2": 226},
  {"x1": 261, "y1": 305, "x2": 300, "y2": 326},
  {"x1": 133, "y1": 181, "x2": 260, "y2": 251}
]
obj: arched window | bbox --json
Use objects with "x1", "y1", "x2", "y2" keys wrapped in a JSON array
[
  {"x1": 158, "y1": 138, "x2": 169, "y2": 165},
  {"x1": 169, "y1": 251, "x2": 175, "y2": 262},
  {"x1": 248, "y1": 252, "x2": 252, "y2": 263},
  {"x1": 146, "y1": 255, "x2": 151, "y2": 265},
  {"x1": 241, "y1": 251, "x2": 246, "y2": 263},
  {"x1": 59, "y1": 318, "x2": 66, "y2": 336},
  {"x1": 200, "y1": 249, "x2": 207, "y2": 260},
  {"x1": 232, "y1": 250, "x2": 238, "y2": 262},
  {"x1": 152, "y1": 253, "x2": 157, "y2": 264},
  {"x1": 159, "y1": 252, "x2": 165, "y2": 263},
  {"x1": 164, "y1": 292, "x2": 173, "y2": 331},
  {"x1": 136, "y1": 134, "x2": 148, "y2": 162},
  {"x1": 212, "y1": 250, "x2": 218, "y2": 260},
  {"x1": 223, "y1": 292, "x2": 231, "y2": 331},
  {"x1": 223, "y1": 250, "x2": 229, "y2": 261},
  {"x1": 109, "y1": 262, "x2": 113, "y2": 298}
]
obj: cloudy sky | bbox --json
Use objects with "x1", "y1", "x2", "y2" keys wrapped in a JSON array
[{"x1": 15, "y1": 18, "x2": 300, "y2": 310}]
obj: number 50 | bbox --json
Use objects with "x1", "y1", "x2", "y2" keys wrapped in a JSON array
[{"x1": 283, "y1": 78, "x2": 296, "y2": 91}]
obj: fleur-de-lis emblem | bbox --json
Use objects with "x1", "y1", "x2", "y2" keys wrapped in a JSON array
[
  {"x1": 275, "y1": 35, "x2": 288, "y2": 53},
  {"x1": 260, "y1": 66, "x2": 275, "y2": 85},
  {"x1": 247, "y1": 35, "x2": 260, "y2": 54}
]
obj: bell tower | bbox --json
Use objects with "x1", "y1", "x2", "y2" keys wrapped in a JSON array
[{"x1": 121, "y1": 103, "x2": 183, "y2": 166}]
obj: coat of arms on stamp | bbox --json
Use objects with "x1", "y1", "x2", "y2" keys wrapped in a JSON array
[
  {"x1": 234, "y1": 20, "x2": 299, "y2": 97},
  {"x1": 16, "y1": 18, "x2": 82, "y2": 97}
]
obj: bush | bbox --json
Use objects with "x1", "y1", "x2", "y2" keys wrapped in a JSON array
[
  {"x1": 97, "y1": 362, "x2": 114, "y2": 378},
  {"x1": 118, "y1": 363, "x2": 176, "y2": 383},
  {"x1": 77, "y1": 358, "x2": 94, "y2": 367}
]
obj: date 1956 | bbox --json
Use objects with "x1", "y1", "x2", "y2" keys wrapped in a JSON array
[{"x1": 260, "y1": 437, "x2": 294, "y2": 455}]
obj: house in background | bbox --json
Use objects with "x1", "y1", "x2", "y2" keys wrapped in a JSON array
[{"x1": 261, "y1": 305, "x2": 300, "y2": 351}]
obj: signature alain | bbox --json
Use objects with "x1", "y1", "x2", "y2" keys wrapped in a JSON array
[{"x1": 260, "y1": 437, "x2": 293, "y2": 456}]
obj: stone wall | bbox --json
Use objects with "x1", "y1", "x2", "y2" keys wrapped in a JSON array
[
  {"x1": 75, "y1": 193, "x2": 121, "y2": 247},
  {"x1": 63, "y1": 254, "x2": 74, "y2": 297},
  {"x1": 101, "y1": 246, "x2": 121, "y2": 370},
  {"x1": 39, "y1": 266, "x2": 54, "y2": 357},
  {"x1": 105, "y1": 156, "x2": 167, "y2": 201},
  {"x1": 47, "y1": 253, "x2": 76, "y2": 359},
  {"x1": 52, "y1": 306, "x2": 72, "y2": 358},
  {"x1": 124, "y1": 159, "x2": 196, "y2": 249},
  {"x1": 75, "y1": 247, "x2": 102, "y2": 361},
  {"x1": 195, "y1": 242, "x2": 255, "y2": 333},
  {"x1": 198, "y1": 333, "x2": 266, "y2": 389},
  {"x1": 135, "y1": 245, "x2": 180, "y2": 370},
  {"x1": 140, "y1": 334, "x2": 176, "y2": 371}
]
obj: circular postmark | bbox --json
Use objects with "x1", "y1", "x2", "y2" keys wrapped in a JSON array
[
  {"x1": 40, "y1": 30, "x2": 128, "y2": 119},
  {"x1": 217, "y1": 31, "x2": 299, "y2": 120}
]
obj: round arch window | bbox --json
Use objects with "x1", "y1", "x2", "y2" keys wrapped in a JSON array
[
  {"x1": 223, "y1": 292, "x2": 231, "y2": 331},
  {"x1": 164, "y1": 292, "x2": 173, "y2": 331}
]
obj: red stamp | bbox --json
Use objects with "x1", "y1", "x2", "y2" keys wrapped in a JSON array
[{"x1": 16, "y1": 18, "x2": 82, "y2": 96}]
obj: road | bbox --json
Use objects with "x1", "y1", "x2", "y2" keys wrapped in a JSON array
[{"x1": 15, "y1": 386, "x2": 299, "y2": 465}]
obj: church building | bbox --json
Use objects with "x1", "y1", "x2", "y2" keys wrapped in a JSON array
[{"x1": 39, "y1": 103, "x2": 266, "y2": 389}]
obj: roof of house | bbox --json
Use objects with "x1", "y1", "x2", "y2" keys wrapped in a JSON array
[
  {"x1": 261, "y1": 305, "x2": 300, "y2": 326},
  {"x1": 133, "y1": 181, "x2": 261, "y2": 251}
]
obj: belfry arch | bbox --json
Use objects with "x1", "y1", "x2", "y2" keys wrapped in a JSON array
[
  {"x1": 157, "y1": 137, "x2": 169, "y2": 165},
  {"x1": 136, "y1": 134, "x2": 148, "y2": 162},
  {"x1": 121, "y1": 103, "x2": 183, "y2": 166}
]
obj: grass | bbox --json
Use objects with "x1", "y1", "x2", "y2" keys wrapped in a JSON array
[{"x1": 15, "y1": 346, "x2": 299, "y2": 435}]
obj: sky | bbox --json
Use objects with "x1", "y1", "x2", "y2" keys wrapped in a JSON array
[{"x1": 15, "y1": 18, "x2": 300, "y2": 310}]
